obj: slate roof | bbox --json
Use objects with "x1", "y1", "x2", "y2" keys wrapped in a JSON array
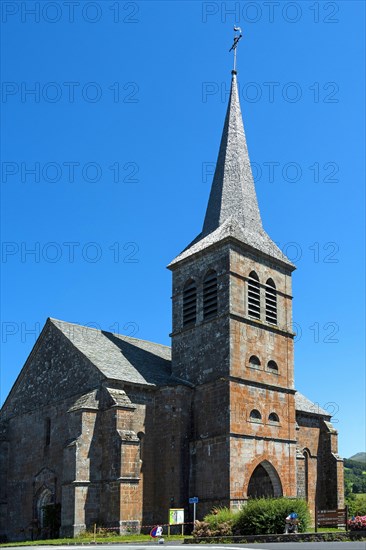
[
  {"x1": 68, "y1": 387, "x2": 134, "y2": 412},
  {"x1": 295, "y1": 391, "x2": 330, "y2": 417},
  {"x1": 169, "y1": 72, "x2": 294, "y2": 270},
  {"x1": 169, "y1": 216, "x2": 293, "y2": 267},
  {"x1": 68, "y1": 389, "x2": 99, "y2": 412},
  {"x1": 50, "y1": 318, "x2": 179, "y2": 388}
]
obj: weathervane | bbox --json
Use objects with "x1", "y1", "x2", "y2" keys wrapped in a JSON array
[{"x1": 229, "y1": 26, "x2": 243, "y2": 72}]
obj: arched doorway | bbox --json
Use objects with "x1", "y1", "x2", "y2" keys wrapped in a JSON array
[
  {"x1": 247, "y1": 460, "x2": 283, "y2": 498},
  {"x1": 36, "y1": 487, "x2": 53, "y2": 529},
  {"x1": 34, "y1": 487, "x2": 53, "y2": 539}
]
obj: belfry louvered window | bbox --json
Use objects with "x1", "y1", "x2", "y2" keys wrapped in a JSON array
[
  {"x1": 183, "y1": 280, "x2": 197, "y2": 326},
  {"x1": 265, "y1": 278, "x2": 277, "y2": 325},
  {"x1": 203, "y1": 270, "x2": 218, "y2": 319},
  {"x1": 247, "y1": 271, "x2": 260, "y2": 319}
]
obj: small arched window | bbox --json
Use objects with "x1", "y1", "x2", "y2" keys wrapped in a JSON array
[
  {"x1": 183, "y1": 279, "x2": 197, "y2": 326},
  {"x1": 249, "y1": 355, "x2": 261, "y2": 369},
  {"x1": 268, "y1": 412, "x2": 280, "y2": 423},
  {"x1": 267, "y1": 360, "x2": 278, "y2": 373},
  {"x1": 248, "y1": 271, "x2": 260, "y2": 319},
  {"x1": 203, "y1": 270, "x2": 218, "y2": 319},
  {"x1": 265, "y1": 278, "x2": 277, "y2": 325},
  {"x1": 250, "y1": 409, "x2": 262, "y2": 421}
]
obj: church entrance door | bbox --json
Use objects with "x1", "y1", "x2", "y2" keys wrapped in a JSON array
[{"x1": 247, "y1": 460, "x2": 282, "y2": 498}]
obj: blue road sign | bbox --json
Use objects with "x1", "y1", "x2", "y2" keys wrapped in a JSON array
[{"x1": 189, "y1": 497, "x2": 199, "y2": 504}]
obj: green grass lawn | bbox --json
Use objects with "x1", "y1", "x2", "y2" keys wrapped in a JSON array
[
  {"x1": 316, "y1": 527, "x2": 346, "y2": 532},
  {"x1": 0, "y1": 529, "x2": 352, "y2": 546},
  {"x1": 0, "y1": 534, "x2": 189, "y2": 547}
]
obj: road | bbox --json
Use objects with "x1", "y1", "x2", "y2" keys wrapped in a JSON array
[{"x1": 12, "y1": 543, "x2": 366, "y2": 550}]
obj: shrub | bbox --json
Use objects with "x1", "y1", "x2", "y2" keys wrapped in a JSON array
[
  {"x1": 192, "y1": 520, "x2": 233, "y2": 538},
  {"x1": 192, "y1": 507, "x2": 236, "y2": 537},
  {"x1": 234, "y1": 497, "x2": 311, "y2": 535},
  {"x1": 205, "y1": 507, "x2": 236, "y2": 530}
]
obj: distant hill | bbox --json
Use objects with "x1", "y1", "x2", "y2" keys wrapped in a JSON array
[
  {"x1": 349, "y1": 452, "x2": 366, "y2": 463},
  {"x1": 344, "y1": 454, "x2": 366, "y2": 495}
]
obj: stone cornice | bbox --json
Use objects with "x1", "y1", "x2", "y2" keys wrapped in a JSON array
[
  {"x1": 230, "y1": 432, "x2": 297, "y2": 444},
  {"x1": 230, "y1": 313, "x2": 295, "y2": 338},
  {"x1": 228, "y1": 375, "x2": 296, "y2": 395}
]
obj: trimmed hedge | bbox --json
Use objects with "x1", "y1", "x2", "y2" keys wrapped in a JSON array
[{"x1": 234, "y1": 497, "x2": 311, "y2": 535}]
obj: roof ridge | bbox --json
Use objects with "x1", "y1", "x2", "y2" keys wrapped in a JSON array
[{"x1": 49, "y1": 317, "x2": 171, "y2": 349}]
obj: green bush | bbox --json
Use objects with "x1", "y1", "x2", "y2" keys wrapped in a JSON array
[
  {"x1": 234, "y1": 498, "x2": 311, "y2": 535},
  {"x1": 205, "y1": 507, "x2": 236, "y2": 529},
  {"x1": 193, "y1": 520, "x2": 233, "y2": 538},
  {"x1": 192, "y1": 507, "x2": 236, "y2": 537}
]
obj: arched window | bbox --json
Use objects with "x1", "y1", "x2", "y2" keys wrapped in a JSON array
[
  {"x1": 203, "y1": 270, "x2": 218, "y2": 319},
  {"x1": 249, "y1": 355, "x2": 261, "y2": 369},
  {"x1": 183, "y1": 279, "x2": 197, "y2": 326},
  {"x1": 267, "y1": 360, "x2": 278, "y2": 373},
  {"x1": 265, "y1": 278, "x2": 277, "y2": 325},
  {"x1": 268, "y1": 412, "x2": 280, "y2": 423},
  {"x1": 250, "y1": 409, "x2": 262, "y2": 421},
  {"x1": 248, "y1": 271, "x2": 260, "y2": 319}
]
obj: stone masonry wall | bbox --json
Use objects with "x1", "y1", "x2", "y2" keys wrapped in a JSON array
[
  {"x1": 171, "y1": 244, "x2": 231, "y2": 385},
  {"x1": 229, "y1": 244, "x2": 297, "y2": 502},
  {"x1": 152, "y1": 385, "x2": 193, "y2": 525},
  {"x1": 190, "y1": 379, "x2": 230, "y2": 519},
  {"x1": 1, "y1": 397, "x2": 81, "y2": 540},
  {"x1": 295, "y1": 412, "x2": 344, "y2": 519},
  {"x1": 1, "y1": 321, "x2": 103, "y2": 420}
]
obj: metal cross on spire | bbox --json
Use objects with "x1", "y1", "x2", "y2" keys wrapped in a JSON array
[{"x1": 229, "y1": 26, "x2": 243, "y2": 72}]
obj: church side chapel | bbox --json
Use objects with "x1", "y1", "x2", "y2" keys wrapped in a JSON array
[{"x1": 0, "y1": 33, "x2": 344, "y2": 540}]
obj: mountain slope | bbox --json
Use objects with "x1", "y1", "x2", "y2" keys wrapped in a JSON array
[{"x1": 349, "y1": 452, "x2": 366, "y2": 463}]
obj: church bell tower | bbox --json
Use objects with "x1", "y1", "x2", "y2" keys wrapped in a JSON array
[{"x1": 168, "y1": 41, "x2": 298, "y2": 512}]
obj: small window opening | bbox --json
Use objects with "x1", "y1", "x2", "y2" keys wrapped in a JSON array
[
  {"x1": 265, "y1": 278, "x2": 277, "y2": 325},
  {"x1": 137, "y1": 432, "x2": 145, "y2": 461},
  {"x1": 45, "y1": 418, "x2": 51, "y2": 446},
  {"x1": 250, "y1": 409, "x2": 262, "y2": 421},
  {"x1": 248, "y1": 272, "x2": 261, "y2": 319},
  {"x1": 268, "y1": 412, "x2": 280, "y2": 422},
  {"x1": 249, "y1": 355, "x2": 261, "y2": 369},
  {"x1": 267, "y1": 360, "x2": 278, "y2": 372},
  {"x1": 203, "y1": 271, "x2": 218, "y2": 319},
  {"x1": 183, "y1": 280, "x2": 197, "y2": 326}
]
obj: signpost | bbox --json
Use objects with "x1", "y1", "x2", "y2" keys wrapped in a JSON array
[
  {"x1": 189, "y1": 497, "x2": 199, "y2": 524},
  {"x1": 315, "y1": 507, "x2": 348, "y2": 532},
  {"x1": 168, "y1": 508, "x2": 185, "y2": 537}
]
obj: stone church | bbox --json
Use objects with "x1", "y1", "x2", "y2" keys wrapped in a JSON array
[{"x1": 0, "y1": 69, "x2": 344, "y2": 541}]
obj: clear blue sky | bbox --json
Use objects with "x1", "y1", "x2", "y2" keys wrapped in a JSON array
[{"x1": 1, "y1": 1, "x2": 365, "y2": 459}]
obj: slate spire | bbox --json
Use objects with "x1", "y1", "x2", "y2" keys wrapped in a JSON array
[
  {"x1": 168, "y1": 68, "x2": 295, "y2": 270},
  {"x1": 202, "y1": 70, "x2": 262, "y2": 238}
]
